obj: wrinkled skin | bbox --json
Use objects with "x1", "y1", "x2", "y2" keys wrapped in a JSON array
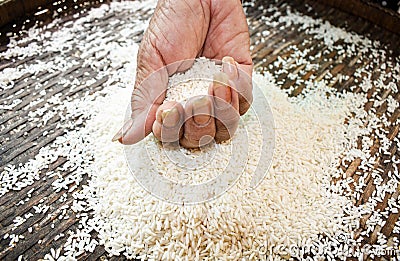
[{"x1": 113, "y1": 0, "x2": 253, "y2": 148}]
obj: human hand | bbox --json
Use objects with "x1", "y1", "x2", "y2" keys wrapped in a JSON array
[{"x1": 112, "y1": 0, "x2": 253, "y2": 148}]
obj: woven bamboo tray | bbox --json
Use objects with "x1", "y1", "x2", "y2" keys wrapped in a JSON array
[{"x1": 0, "y1": 0, "x2": 399, "y2": 260}]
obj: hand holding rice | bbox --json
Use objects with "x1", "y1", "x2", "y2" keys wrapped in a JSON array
[{"x1": 112, "y1": 0, "x2": 253, "y2": 148}]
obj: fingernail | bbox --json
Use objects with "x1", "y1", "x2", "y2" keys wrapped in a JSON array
[
  {"x1": 192, "y1": 96, "x2": 211, "y2": 125},
  {"x1": 112, "y1": 118, "x2": 133, "y2": 143},
  {"x1": 161, "y1": 107, "x2": 180, "y2": 128},
  {"x1": 213, "y1": 72, "x2": 231, "y2": 106},
  {"x1": 222, "y1": 56, "x2": 238, "y2": 79}
]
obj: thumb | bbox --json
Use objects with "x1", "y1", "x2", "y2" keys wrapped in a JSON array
[
  {"x1": 112, "y1": 104, "x2": 159, "y2": 145},
  {"x1": 112, "y1": 40, "x2": 169, "y2": 145}
]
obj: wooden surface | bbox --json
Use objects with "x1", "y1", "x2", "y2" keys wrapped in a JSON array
[
  {"x1": 0, "y1": 0, "x2": 399, "y2": 259},
  {"x1": 0, "y1": 0, "x2": 110, "y2": 28},
  {"x1": 316, "y1": 0, "x2": 400, "y2": 34},
  {"x1": 0, "y1": 0, "x2": 111, "y2": 47}
]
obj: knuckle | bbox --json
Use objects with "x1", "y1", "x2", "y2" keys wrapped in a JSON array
[
  {"x1": 214, "y1": 107, "x2": 239, "y2": 128},
  {"x1": 160, "y1": 125, "x2": 182, "y2": 143},
  {"x1": 182, "y1": 121, "x2": 216, "y2": 145},
  {"x1": 160, "y1": 132, "x2": 178, "y2": 143},
  {"x1": 215, "y1": 106, "x2": 239, "y2": 122}
]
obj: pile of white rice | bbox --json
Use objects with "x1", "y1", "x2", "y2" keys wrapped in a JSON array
[{"x1": 61, "y1": 56, "x2": 364, "y2": 260}]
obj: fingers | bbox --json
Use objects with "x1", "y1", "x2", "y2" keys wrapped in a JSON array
[
  {"x1": 114, "y1": 55, "x2": 251, "y2": 148},
  {"x1": 152, "y1": 97, "x2": 216, "y2": 148},
  {"x1": 180, "y1": 96, "x2": 216, "y2": 148},
  {"x1": 152, "y1": 101, "x2": 184, "y2": 144},
  {"x1": 222, "y1": 56, "x2": 253, "y2": 115},
  {"x1": 210, "y1": 72, "x2": 240, "y2": 143},
  {"x1": 179, "y1": 57, "x2": 251, "y2": 147},
  {"x1": 150, "y1": 68, "x2": 243, "y2": 148},
  {"x1": 179, "y1": 69, "x2": 241, "y2": 148}
]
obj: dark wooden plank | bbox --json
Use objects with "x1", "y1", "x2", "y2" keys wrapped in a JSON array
[{"x1": 314, "y1": 0, "x2": 400, "y2": 35}]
